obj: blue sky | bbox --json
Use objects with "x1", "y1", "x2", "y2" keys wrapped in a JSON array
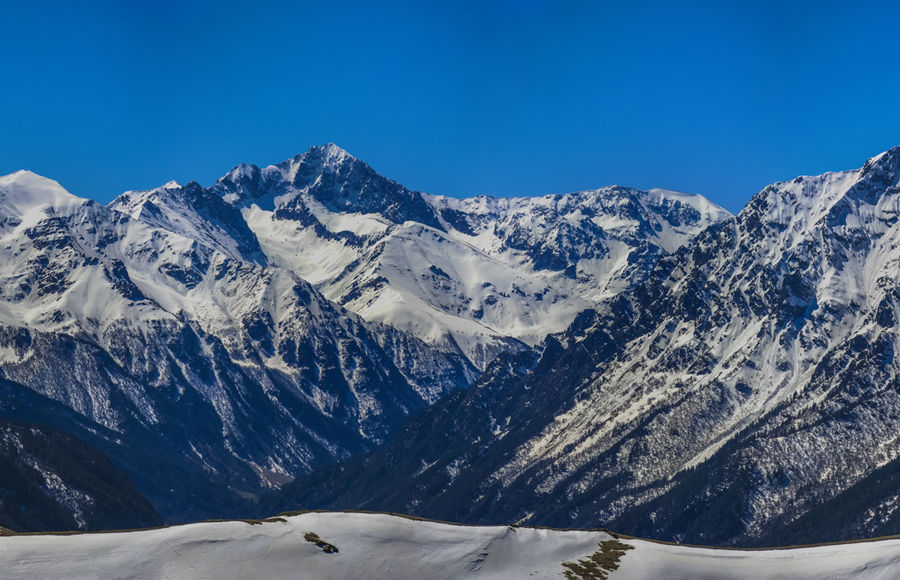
[{"x1": 2, "y1": 0, "x2": 899, "y2": 212}]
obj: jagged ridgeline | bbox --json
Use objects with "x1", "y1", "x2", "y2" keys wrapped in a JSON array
[
  {"x1": 273, "y1": 146, "x2": 900, "y2": 547},
  {"x1": 0, "y1": 145, "x2": 726, "y2": 529}
]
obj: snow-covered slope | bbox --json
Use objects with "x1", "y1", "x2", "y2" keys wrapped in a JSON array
[
  {"x1": 2, "y1": 512, "x2": 899, "y2": 580},
  {"x1": 277, "y1": 145, "x2": 900, "y2": 547},
  {"x1": 0, "y1": 170, "x2": 88, "y2": 223},
  {"x1": 111, "y1": 180, "x2": 268, "y2": 265},
  {"x1": 616, "y1": 535, "x2": 900, "y2": 580}
]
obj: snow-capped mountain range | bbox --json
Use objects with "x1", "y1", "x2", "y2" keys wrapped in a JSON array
[
  {"x1": 0, "y1": 145, "x2": 725, "y2": 526},
  {"x1": 0, "y1": 167, "x2": 475, "y2": 521},
  {"x1": 277, "y1": 145, "x2": 900, "y2": 547},
  {"x1": 113, "y1": 143, "x2": 727, "y2": 368},
  {"x1": 14, "y1": 141, "x2": 900, "y2": 548}
]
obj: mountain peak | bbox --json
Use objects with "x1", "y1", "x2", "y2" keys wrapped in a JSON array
[
  {"x1": 862, "y1": 143, "x2": 900, "y2": 166},
  {"x1": 0, "y1": 170, "x2": 87, "y2": 219},
  {"x1": 1, "y1": 169, "x2": 64, "y2": 189},
  {"x1": 212, "y1": 145, "x2": 362, "y2": 209},
  {"x1": 308, "y1": 142, "x2": 353, "y2": 160},
  {"x1": 645, "y1": 187, "x2": 732, "y2": 221},
  {"x1": 285, "y1": 143, "x2": 358, "y2": 177},
  {"x1": 858, "y1": 144, "x2": 900, "y2": 184}
]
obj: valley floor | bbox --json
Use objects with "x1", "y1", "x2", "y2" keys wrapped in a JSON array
[{"x1": 1, "y1": 512, "x2": 899, "y2": 579}]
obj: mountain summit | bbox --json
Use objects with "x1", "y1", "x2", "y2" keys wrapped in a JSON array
[
  {"x1": 199, "y1": 144, "x2": 730, "y2": 368},
  {"x1": 211, "y1": 143, "x2": 444, "y2": 229}
]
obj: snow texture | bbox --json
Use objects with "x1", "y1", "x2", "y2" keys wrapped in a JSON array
[{"x1": 0, "y1": 512, "x2": 898, "y2": 580}]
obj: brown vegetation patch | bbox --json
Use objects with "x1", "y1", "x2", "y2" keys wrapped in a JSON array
[
  {"x1": 562, "y1": 538, "x2": 634, "y2": 580},
  {"x1": 304, "y1": 531, "x2": 339, "y2": 554}
]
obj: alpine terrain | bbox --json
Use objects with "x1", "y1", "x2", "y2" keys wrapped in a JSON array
[
  {"x1": 0, "y1": 145, "x2": 725, "y2": 530},
  {"x1": 275, "y1": 145, "x2": 900, "y2": 547}
]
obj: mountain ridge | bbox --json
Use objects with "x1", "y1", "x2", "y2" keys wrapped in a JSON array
[{"x1": 198, "y1": 144, "x2": 730, "y2": 367}]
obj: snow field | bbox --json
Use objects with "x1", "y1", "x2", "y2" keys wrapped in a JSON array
[{"x1": 3, "y1": 512, "x2": 900, "y2": 579}]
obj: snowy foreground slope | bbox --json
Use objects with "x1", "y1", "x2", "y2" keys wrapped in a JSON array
[{"x1": 2, "y1": 512, "x2": 899, "y2": 580}]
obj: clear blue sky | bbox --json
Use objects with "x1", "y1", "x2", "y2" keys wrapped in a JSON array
[{"x1": 2, "y1": 0, "x2": 899, "y2": 212}]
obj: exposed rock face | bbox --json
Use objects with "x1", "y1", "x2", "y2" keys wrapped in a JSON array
[{"x1": 0, "y1": 416, "x2": 161, "y2": 532}]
